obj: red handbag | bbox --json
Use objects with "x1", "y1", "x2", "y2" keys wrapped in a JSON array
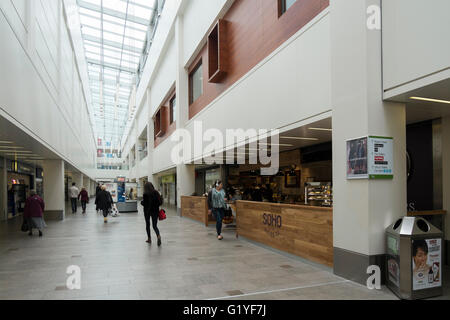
[{"x1": 158, "y1": 209, "x2": 166, "y2": 221}]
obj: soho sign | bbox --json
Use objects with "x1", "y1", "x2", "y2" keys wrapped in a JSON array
[{"x1": 262, "y1": 213, "x2": 282, "y2": 238}]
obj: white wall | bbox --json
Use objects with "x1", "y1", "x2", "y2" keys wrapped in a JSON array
[
  {"x1": 149, "y1": 38, "x2": 176, "y2": 116},
  {"x1": 125, "y1": 1, "x2": 331, "y2": 179},
  {"x1": 181, "y1": 0, "x2": 228, "y2": 66},
  {"x1": 185, "y1": 12, "x2": 331, "y2": 161},
  {"x1": 0, "y1": 0, "x2": 96, "y2": 176},
  {"x1": 382, "y1": 0, "x2": 450, "y2": 96}
]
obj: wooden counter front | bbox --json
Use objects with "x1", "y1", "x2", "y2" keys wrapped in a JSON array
[
  {"x1": 181, "y1": 196, "x2": 209, "y2": 226},
  {"x1": 236, "y1": 201, "x2": 333, "y2": 267}
]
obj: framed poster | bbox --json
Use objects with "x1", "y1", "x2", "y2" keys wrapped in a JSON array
[
  {"x1": 368, "y1": 136, "x2": 394, "y2": 179},
  {"x1": 346, "y1": 137, "x2": 368, "y2": 179},
  {"x1": 412, "y1": 238, "x2": 441, "y2": 291},
  {"x1": 347, "y1": 136, "x2": 394, "y2": 180}
]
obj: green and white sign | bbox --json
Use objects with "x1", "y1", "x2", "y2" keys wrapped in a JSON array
[{"x1": 368, "y1": 136, "x2": 393, "y2": 179}]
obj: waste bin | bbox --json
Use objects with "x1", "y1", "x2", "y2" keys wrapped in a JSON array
[{"x1": 386, "y1": 216, "x2": 443, "y2": 299}]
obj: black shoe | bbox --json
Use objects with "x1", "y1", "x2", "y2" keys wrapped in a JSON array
[
  {"x1": 157, "y1": 237, "x2": 161, "y2": 247},
  {"x1": 39, "y1": 231, "x2": 43, "y2": 237}
]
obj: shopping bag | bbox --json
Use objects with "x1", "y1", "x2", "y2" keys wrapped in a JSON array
[{"x1": 158, "y1": 209, "x2": 167, "y2": 221}]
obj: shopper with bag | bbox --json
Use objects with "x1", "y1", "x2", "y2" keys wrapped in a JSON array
[
  {"x1": 23, "y1": 190, "x2": 46, "y2": 237},
  {"x1": 96, "y1": 185, "x2": 112, "y2": 223},
  {"x1": 211, "y1": 180, "x2": 227, "y2": 240},
  {"x1": 141, "y1": 182, "x2": 162, "y2": 246}
]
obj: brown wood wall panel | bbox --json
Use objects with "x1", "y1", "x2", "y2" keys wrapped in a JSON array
[
  {"x1": 181, "y1": 196, "x2": 209, "y2": 226},
  {"x1": 236, "y1": 200, "x2": 333, "y2": 267},
  {"x1": 189, "y1": 0, "x2": 329, "y2": 119}
]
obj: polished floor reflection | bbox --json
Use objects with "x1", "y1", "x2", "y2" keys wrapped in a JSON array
[{"x1": 0, "y1": 201, "x2": 429, "y2": 300}]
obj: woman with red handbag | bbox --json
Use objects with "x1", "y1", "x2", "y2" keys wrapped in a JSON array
[{"x1": 141, "y1": 182, "x2": 163, "y2": 246}]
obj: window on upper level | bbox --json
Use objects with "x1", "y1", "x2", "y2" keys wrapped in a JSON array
[
  {"x1": 189, "y1": 60, "x2": 203, "y2": 104},
  {"x1": 279, "y1": 0, "x2": 297, "y2": 16},
  {"x1": 170, "y1": 95, "x2": 176, "y2": 124}
]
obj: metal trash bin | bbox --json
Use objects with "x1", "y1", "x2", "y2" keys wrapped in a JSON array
[{"x1": 386, "y1": 216, "x2": 443, "y2": 299}]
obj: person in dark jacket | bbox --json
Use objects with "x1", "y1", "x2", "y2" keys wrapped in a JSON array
[
  {"x1": 24, "y1": 190, "x2": 46, "y2": 237},
  {"x1": 96, "y1": 185, "x2": 112, "y2": 223},
  {"x1": 95, "y1": 184, "x2": 102, "y2": 212},
  {"x1": 78, "y1": 187, "x2": 89, "y2": 214},
  {"x1": 141, "y1": 182, "x2": 162, "y2": 246}
]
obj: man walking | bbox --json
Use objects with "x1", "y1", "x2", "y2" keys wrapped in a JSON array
[{"x1": 69, "y1": 182, "x2": 80, "y2": 214}]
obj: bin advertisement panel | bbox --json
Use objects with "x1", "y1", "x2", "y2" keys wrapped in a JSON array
[
  {"x1": 412, "y1": 238, "x2": 441, "y2": 291},
  {"x1": 387, "y1": 235, "x2": 400, "y2": 287}
]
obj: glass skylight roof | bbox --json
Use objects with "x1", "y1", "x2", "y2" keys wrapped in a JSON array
[{"x1": 76, "y1": 0, "x2": 159, "y2": 150}]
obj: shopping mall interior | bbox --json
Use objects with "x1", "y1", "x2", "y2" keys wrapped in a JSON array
[{"x1": 1, "y1": 0, "x2": 450, "y2": 302}]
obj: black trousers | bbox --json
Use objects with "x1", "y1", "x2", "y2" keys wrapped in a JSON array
[
  {"x1": 81, "y1": 201, "x2": 87, "y2": 212},
  {"x1": 102, "y1": 209, "x2": 109, "y2": 218},
  {"x1": 144, "y1": 212, "x2": 160, "y2": 238}
]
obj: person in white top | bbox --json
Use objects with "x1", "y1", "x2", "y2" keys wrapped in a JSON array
[{"x1": 69, "y1": 183, "x2": 80, "y2": 214}]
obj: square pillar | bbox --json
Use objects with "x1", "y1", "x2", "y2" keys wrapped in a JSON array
[
  {"x1": 42, "y1": 160, "x2": 65, "y2": 220},
  {"x1": 330, "y1": 0, "x2": 406, "y2": 284},
  {"x1": 176, "y1": 164, "x2": 195, "y2": 216},
  {"x1": 442, "y1": 116, "x2": 450, "y2": 264},
  {"x1": 1, "y1": 157, "x2": 6, "y2": 221}
]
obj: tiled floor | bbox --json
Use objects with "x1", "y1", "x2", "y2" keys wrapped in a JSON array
[{"x1": 0, "y1": 202, "x2": 444, "y2": 300}]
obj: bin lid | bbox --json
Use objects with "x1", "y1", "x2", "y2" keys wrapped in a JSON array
[{"x1": 386, "y1": 216, "x2": 442, "y2": 236}]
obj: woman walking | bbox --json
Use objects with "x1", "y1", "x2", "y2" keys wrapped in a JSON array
[
  {"x1": 96, "y1": 185, "x2": 112, "y2": 223},
  {"x1": 141, "y1": 182, "x2": 162, "y2": 246},
  {"x1": 78, "y1": 187, "x2": 89, "y2": 214},
  {"x1": 211, "y1": 180, "x2": 227, "y2": 240},
  {"x1": 24, "y1": 190, "x2": 46, "y2": 237}
]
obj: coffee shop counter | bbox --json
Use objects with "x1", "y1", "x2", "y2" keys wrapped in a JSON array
[{"x1": 235, "y1": 200, "x2": 333, "y2": 267}]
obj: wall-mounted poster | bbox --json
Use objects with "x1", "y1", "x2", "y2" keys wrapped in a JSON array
[
  {"x1": 346, "y1": 137, "x2": 368, "y2": 179},
  {"x1": 347, "y1": 136, "x2": 394, "y2": 180},
  {"x1": 412, "y1": 238, "x2": 441, "y2": 291},
  {"x1": 368, "y1": 136, "x2": 393, "y2": 179}
]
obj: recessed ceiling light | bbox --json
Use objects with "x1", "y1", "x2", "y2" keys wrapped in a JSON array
[
  {"x1": 258, "y1": 143, "x2": 293, "y2": 147},
  {"x1": 280, "y1": 136, "x2": 319, "y2": 141},
  {"x1": 308, "y1": 128, "x2": 332, "y2": 132},
  {"x1": 409, "y1": 97, "x2": 450, "y2": 104},
  {"x1": 2, "y1": 151, "x2": 33, "y2": 154},
  {"x1": 0, "y1": 146, "x2": 24, "y2": 149},
  {"x1": 0, "y1": 141, "x2": 13, "y2": 144}
]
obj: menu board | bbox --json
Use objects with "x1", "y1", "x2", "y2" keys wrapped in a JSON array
[
  {"x1": 412, "y1": 238, "x2": 441, "y2": 291},
  {"x1": 368, "y1": 136, "x2": 393, "y2": 179}
]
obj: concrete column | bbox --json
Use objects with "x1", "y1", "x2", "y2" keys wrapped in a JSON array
[
  {"x1": 174, "y1": 14, "x2": 195, "y2": 214},
  {"x1": 442, "y1": 116, "x2": 450, "y2": 264},
  {"x1": 1, "y1": 158, "x2": 7, "y2": 221},
  {"x1": 147, "y1": 88, "x2": 156, "y2": 185},
  {"x1": 176, "y1": 164, "x2": 195, "y2": 215},
  {"x1": 330, "y1": 0, "x2": 407, "y2": 284},
  {"x1": 42, "y1": 160, "x2": 65, "y2": 220}
]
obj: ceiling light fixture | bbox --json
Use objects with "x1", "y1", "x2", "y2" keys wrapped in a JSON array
[
  {"x1": 0, "y1": 146, "x2": 25, "y2": 149},
  {"x1": 0, "y1": 141, "x2": 13, "y2": 144},
  {"x1": 258, "y1": 143, "x2": 293, "y2": 147},
  {"x1": 308, "y1": 128, "x2": 332, "y2": 132},
  {"x1": 409, "y1": 96, "x2": 450, "y2": 105},
  {"x1": 280, "y1": 136, "x2": 319, "y2": 141}
]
